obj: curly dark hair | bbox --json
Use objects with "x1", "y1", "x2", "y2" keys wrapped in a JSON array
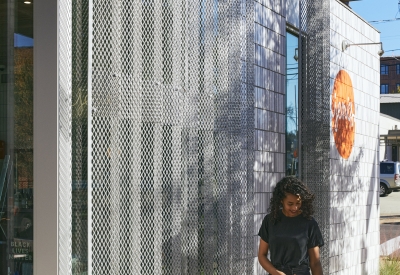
[{"x1": 268, "y1": 176, "x2": 315, "y2": 224}]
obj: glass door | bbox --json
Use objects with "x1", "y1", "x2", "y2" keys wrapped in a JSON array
[{"x1": 0, "y1": 1, "x2": 34, "y2": 274}]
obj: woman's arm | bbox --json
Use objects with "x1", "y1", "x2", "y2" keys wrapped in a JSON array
[
  {"x1": 308, "y1": 246, "x2": 323, "y2": 275},
  {"x1": 258, "y1": 239, "x2": 286, "y2": 275}
]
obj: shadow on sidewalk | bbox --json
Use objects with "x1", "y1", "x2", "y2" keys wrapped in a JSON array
[{"x1": 380, "y1": 215, "x2": 400, "y2": 257}]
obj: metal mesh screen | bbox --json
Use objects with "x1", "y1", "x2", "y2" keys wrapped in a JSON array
[
  {"x1": 59, "y1": 0, "x2": 73, "y2": 274},
  {"x1": 71, "y1": 0, "x2": 89, "y2": 273},
  {"x1": 299, "y1": 0, "x2": 331, "y2": 273},
  {"x1": 88, "y1": 0, "x2": 254, "y2": 274},
  {"x1": 59, "y1": 1, "x2": 90, "y2": 274}
]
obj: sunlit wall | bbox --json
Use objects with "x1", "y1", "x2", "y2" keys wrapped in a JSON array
[
  {"x1": 253, "y1": 0, "x2": 380, "y2": 274},
  {"x1": 329, "y1": 0, "x2": 380, "y2": 273}
]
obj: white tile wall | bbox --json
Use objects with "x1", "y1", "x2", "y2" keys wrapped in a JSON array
[
  {"x1": 253, "y1": 0, "x2": 286, "y2": 273},
  {"x1": 253, "y1": 0, "x2": 380, "y2": 273},
  {"x1": 285, "y1": 0, "x2": 299, "y2": 27},
  {"x1": 329, "y1": 0, "x2": 380, "y2": 274}
]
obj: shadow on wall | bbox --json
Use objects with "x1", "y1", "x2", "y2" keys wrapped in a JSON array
[
  {"x1": 330, "y1": 140, "x2": 379, "y2": 274},
  {"x1": 328, "y1": 1, "x2": 380, "y2": 272},
  {"x1": 88, "y1": 0, "x2": 256, "y2": 273},
  {"x1": 286, "y1": 0, "x2": 299, "y2": 28}
]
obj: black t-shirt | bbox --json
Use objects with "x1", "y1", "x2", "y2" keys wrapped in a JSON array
[{"x1": 258, "y1": 211, "x2": 324, "y2": 268}]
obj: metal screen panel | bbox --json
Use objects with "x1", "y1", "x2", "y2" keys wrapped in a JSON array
[
  {"x1": 71, "y1": 0, "x2": 89, "y2": 274},
  {"x1": 87, "y1": 0, "x2": 254, "y2": 274},
  {"x1": 59, "y1": 0, "x2": 73, "y2": 274},
  {"x1": 59, "y1": 2, "x2": 90, "y2": 274},
  {"x1": 299, "y1": 0, "x2": 331, "y2": 273}
]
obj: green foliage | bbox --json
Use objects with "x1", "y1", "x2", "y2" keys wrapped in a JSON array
[
  {"x1": 380, "y1": 257, "x2": 400, "y2": 275},
  {"x1": 14, "y1": 48, "x2": 33, "y2": 150},
  {"x1": 14, "y1": 48, "x2": 33, "y2": 184}
]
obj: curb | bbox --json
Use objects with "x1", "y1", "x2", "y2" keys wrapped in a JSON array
[{"x1": 381, "y1": 236, "x2": 400, "y2": 256}]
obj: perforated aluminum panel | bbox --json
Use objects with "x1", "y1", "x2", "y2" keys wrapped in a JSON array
[
  {"x1": 88, "y1": 0, "x2": 254, "y2": 274},
  {"x1": 299, "y1": 0, "x2": 330, "y2": 273},
  {"x1": 59, "y1": 0, "x2": 73, "y2": 274},
  {"x1": 71, "y1": 0, "x2": 89, "y2": 273}
]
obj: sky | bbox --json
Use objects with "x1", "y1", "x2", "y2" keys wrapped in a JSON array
[
  {"x1": 14, "y1": 33, "x2": 34, "y2": 48},
  {"x1": 351, "y1": 0, "x2": 400, "y2": 57}
]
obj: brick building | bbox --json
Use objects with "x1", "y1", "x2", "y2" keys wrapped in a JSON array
[{"x1": 380, "y1": 57, "x2": 400, "y2": 94}]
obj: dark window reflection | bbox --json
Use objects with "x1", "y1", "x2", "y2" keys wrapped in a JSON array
[
  {"x1": 286, "y1": 32, "x2": 299, "y2": 176},
  {"x1": 0, "y1": 1, "x2": 34, "y2": 275}
]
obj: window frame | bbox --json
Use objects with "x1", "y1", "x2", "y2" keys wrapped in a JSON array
[
  {"x1": 381, "y1": 84, "x2": 389, "y2": 94},
  {"x1": 285, "y1": 27, "x2": 300, "y2": 177},
  {"x1": 381, "y1": 64, "x2": 389, "y2": 75}
]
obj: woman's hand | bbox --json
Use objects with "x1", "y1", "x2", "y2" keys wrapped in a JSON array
[
  {"x1": 308, "y1": 246, "x2": 323, "y2": 275},
  {"x1": 258, "y1": 239, "x2": 287, "y2": 275}
]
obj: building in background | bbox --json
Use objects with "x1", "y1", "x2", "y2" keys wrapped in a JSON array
[
  {"x1": 379, "y1": 113, "x2": 400, "y2": 161},
  {"x1": 379, "y1": 94, "x2": 400, "y2": 162},
  {"x1": 1, "y1": 0, "x2": 381, "y2": 274},
  {"x1": 380, "y1": 94, "x2": 400, "y2": 119},
  {"x1": 380, "y1": 57, "x2": 400, "y2": 94},
  {"x1": 377, "y1": 57, "x2": 400, "y2": 163},
  {"x1": 339, "y1": 0, "x2": 359, "y2": 7}
]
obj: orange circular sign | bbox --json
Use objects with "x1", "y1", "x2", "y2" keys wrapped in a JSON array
[{"x1": 331, "y1": 70, "x2": 355, "y2": 159}]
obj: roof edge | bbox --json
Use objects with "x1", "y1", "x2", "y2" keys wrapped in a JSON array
[{"x1": 335, "y1": 0, "x2": 380, "y2": 33}]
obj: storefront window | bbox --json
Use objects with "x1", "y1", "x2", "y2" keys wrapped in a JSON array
[
  {"x1": 0, "y1": 2, "x2": 33, "y2": 274},
  {"x1": 286, "y1": 31, "x2": 299, "y2": 176}
]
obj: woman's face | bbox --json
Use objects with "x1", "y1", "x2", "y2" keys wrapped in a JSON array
[{"x1": 281, "y1": 193, "x2": 302, "y2": 217}]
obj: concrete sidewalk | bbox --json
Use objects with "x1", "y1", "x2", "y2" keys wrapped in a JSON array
[{"x1": 380, "y1": 192, "x2": 400, "y2": 257}]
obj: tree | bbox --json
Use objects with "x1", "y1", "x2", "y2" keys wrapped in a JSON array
[{"x1": 14, "y1": 47, "x2": 33, "y2": 187}]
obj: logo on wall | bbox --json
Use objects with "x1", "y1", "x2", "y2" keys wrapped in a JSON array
[{"x1": 331, "y1": 70, "x2": 355, "y2": 159}]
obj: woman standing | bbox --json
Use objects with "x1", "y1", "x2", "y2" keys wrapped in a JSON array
[{"x1": 258, "y1": 176, "x2": 324, "y2": 275}]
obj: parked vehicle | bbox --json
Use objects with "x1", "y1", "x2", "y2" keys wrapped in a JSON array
[{"x1": 380, "y1": 161, "x2": 400, "y2": 196}]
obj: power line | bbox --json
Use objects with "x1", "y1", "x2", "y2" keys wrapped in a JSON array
[
  {"x1": 369, "y1": 18, "x2": 400, "y2": 24},
  {"x1": 370, "y1": 1, "x2": 400, "y2": 24},
  {"x1": 387, "y1": 56, "x2": 400, "y2": 62}
]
